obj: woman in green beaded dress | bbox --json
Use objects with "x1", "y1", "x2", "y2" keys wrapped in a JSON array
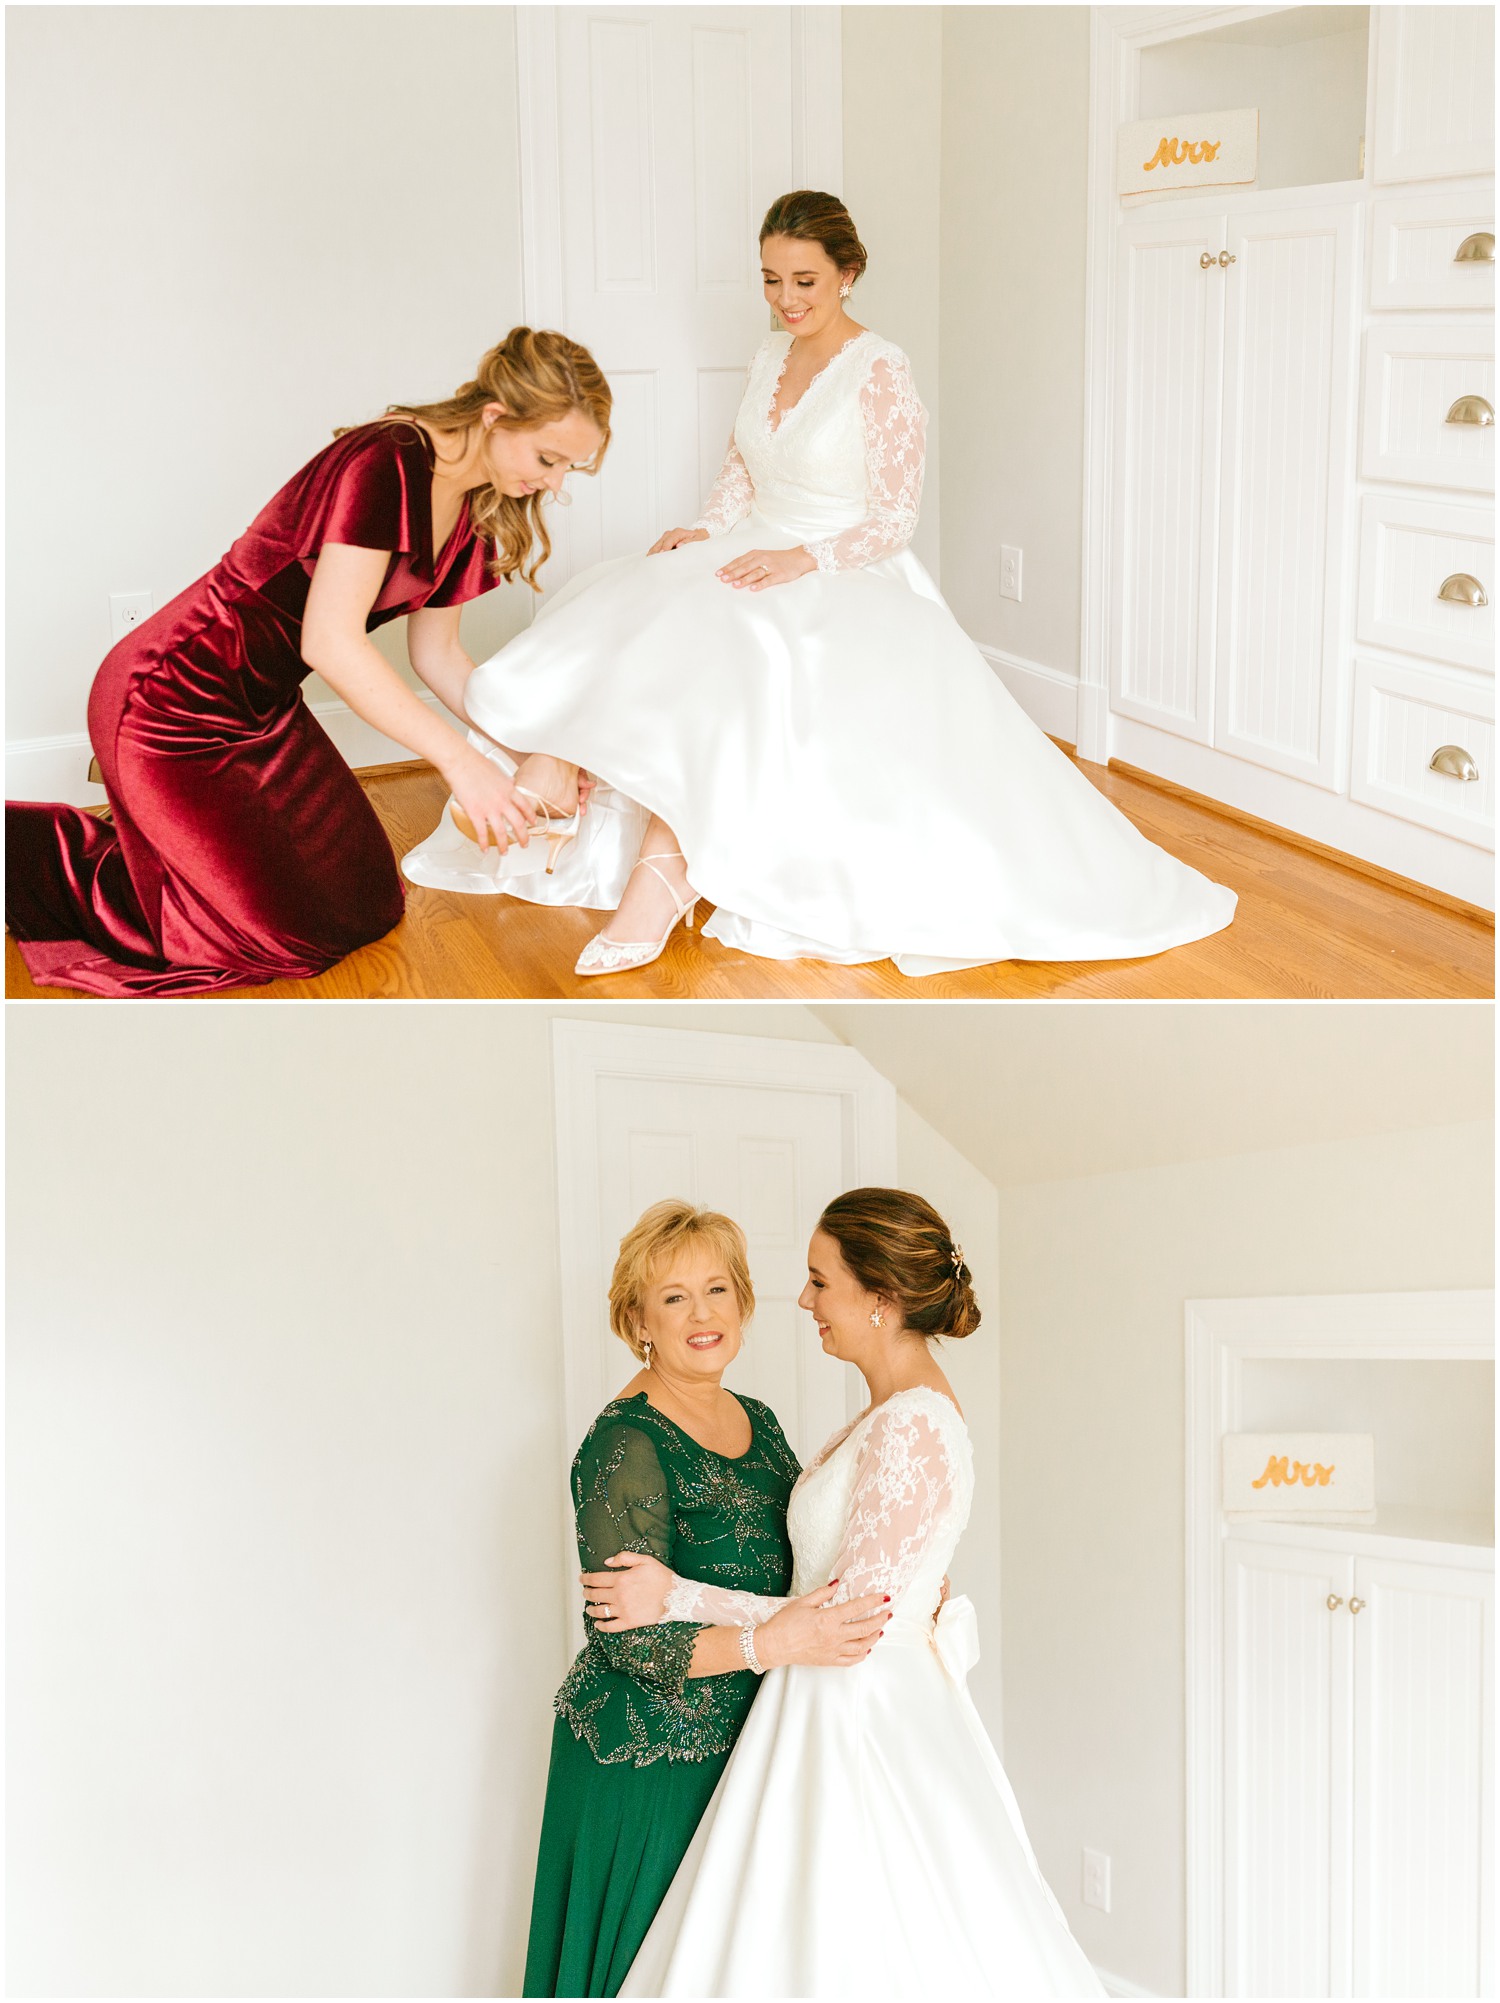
[{"x1": 523, "y1": 1199, "x2": 891, "y2": 1999}]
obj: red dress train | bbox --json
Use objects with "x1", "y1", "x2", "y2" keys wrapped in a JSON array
[{"x1": 5, "y1": 420, "x2": 494, "y2": 996}]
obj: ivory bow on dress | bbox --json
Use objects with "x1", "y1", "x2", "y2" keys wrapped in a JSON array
[{"x1": 932, "y1": 1593, "x2": 981, "y2": 1685}]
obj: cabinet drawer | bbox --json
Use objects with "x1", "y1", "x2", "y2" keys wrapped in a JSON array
[
  {"x1": 1357, "y1": 494, "x2": 1495, "y2": 673},
  {"x1": 1362, "y1": 318, "x2": 1496, "y2": 493},
  {"x1": 1370, "y1": 193, "x2": 1495, "y2": 313},
  {"x1": 1351, "y1": 658, "x2": 1495, "y2": 848}
]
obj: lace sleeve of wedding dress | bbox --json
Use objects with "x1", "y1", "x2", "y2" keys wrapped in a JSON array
[
  {"x1": 575, "y1": 1422, "x2": 703, "y2": 1698},
  {"x1": 659, "y1": 1577, "x2": 790, "y2": 1626},
  {"x1": 804, "y1": 350, "x2": 927, "y2": 573},
  {"x1": 825, "y1": 1399, "x2": 956, "y2": 1606},
  {"x1": 689, "y1": 437, "x2": 754, "y2": 538}
]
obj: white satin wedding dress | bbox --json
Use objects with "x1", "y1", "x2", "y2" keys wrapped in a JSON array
[
  {"x1": 402, "y1": 329, "x2": 1235, "y2": 973},
  {"x1": 617, "y1": 1386, "x2": 1105, "y2": 1999}
]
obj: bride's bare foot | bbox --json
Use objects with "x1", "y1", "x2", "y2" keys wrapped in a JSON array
[
  {"x1": 513, "y1": 751, "x2": 581, "y2": 817},
  {"x1": 607, "y1": 847, "x2": 694, "y2": 942}
]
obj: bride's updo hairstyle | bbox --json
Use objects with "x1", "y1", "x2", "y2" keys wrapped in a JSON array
[
  {"x1": 759, "y1": 190, "x2": 868, "y2": 290},
  {"x1": 817, "y1": 1188, "x2": 980, "y2": 1340},
  {"x1": 343, "y1": 328, "x2": 613, "y2": 591},
  {"x1": 609, "y1": 1198, "x2": 756, "y2": 1363}
]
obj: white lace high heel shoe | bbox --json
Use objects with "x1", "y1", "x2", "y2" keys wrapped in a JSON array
[
  {"x1": 451, "y1": 785, "x2": 581, "y2": 875},
  {"x1": 574, "y1": 852, "x2": 699, "y2": 977}
]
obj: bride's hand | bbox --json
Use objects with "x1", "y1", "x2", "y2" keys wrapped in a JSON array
[
  {"x1": 716, "y1": 547, "x2": 816, "y2": 592},
  {"x1": 756, "y1": 1584, "x2": 890, "y2": 1670},
  {"x1": 649, "y1": 527, "x2": 710, "y2": 556},
  {"x1": 580, "y1": 1550, "x2": 676, "y2": 1630},
  {"x1": 444, "y1": 744, "x2": 536, "y2": 852}
]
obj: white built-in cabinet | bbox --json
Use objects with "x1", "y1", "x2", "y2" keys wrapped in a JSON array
[
  {"x1": 1099, "y1": 6, "x2": 1496, "y2": 908},
  {"x1": 1113, "y1": 199, "x2": 1357, "y2": 791},
  {"x1": 1225, "y1": 1530, "x2": 1494, "y2": 1998}
]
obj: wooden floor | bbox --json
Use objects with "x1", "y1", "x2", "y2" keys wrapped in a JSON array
[{"x1": 7, "y1": 757, "x2": 1492, "y2": 1000}]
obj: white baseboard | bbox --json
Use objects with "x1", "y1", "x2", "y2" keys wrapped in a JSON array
[
  {"x1": 976, "y1": 643, "x2": 1082, "y2": 746},
  {"x1": 1094, "y1": 1965, "x2": 1162, "y2": 1999},
  {"x1": 4, "y1": 694, "x2": 440, "y2": 808}
]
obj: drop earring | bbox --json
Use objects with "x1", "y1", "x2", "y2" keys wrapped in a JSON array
[{"x1": 642, "y1": 1340, "x2": 653, "y2": 1368}]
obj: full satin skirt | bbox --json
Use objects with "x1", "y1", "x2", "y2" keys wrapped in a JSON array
[
  {"x1": 619, "y1": 1632, "x2": 1105, "y2": 1998},
  {"x1": 403, "y1": 516, "x2": 1235, "y2": 974}
]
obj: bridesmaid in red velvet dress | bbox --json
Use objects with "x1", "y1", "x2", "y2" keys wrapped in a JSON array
[{"x1": 5, "y1": 327, "x2": 611, "y2": 996}]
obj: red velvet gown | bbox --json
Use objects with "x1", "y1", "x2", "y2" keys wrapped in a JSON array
[{"x1": 6, "y1": 420, "x2": 494, "y2": 996}]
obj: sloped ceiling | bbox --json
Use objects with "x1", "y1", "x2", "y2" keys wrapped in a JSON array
[{"x1": 809, "y1": 1002, "x2": 1494, "y2": 1188}]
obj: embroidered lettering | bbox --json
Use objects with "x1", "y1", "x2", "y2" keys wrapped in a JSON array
[
  {"x1": 1251, "y1": 1454, "x2": 1337, "y2": 1489},
  {"x1": 1144, "y1": 136, "x2": 1224, "y2": 171}
]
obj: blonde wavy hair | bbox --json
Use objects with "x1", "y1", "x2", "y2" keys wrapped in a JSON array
[
  {"x1": 342, "y1": 327, "x2": 611, "y2": 590},
  {"x1": 608, "y1": 1200, "x2": 756, "y2": 1364}
]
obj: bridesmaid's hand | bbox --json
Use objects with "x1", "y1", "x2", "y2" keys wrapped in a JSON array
[
  {"x1": 757, "y1": 1584, "x2": 891, "y2": 1670},
  {"x1": 716, "y1": 547, "x2": 816, "y2": 592},
  {"x1": 649, "y1": 527, "x2": 710, "y2": 556},
  {"x1": 581, "y1": 1550, "x2": 675, "y2": 1629},
  {"x1": 445, "y1": 744, "x2": 536, "y2": 853}
]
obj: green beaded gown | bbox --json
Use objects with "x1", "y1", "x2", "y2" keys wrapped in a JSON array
[{"x1": 522, "y1": 1392, "x2": 800, "y2": 1998}]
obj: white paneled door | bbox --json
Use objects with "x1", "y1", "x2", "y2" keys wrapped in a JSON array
[
  {"x1": 1111, "y1": 211, "x2": 1227, "y2": 742},
  {"x1": 1351, "y1": 1555, "x2": 1495, "y2": 1999},
  {"x1": 519, "y1": 8, "x2": 839, "y2": 587},
  {"x1": 1224, "y1": 1539, "x2": 1355, "y2": 1999},
  {"x1": 1214, "y1": 203, "x2": 1357, "y2": 790},
  {"x1": 550, "y1": 1019, "x2": 897, "y2": 1475}
]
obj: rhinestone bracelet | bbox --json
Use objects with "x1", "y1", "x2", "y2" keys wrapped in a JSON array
[{"x1": 738, "y1": 1624, "x2": 765, "y2": 1674}]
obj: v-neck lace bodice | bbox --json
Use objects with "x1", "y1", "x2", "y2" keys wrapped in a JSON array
[
  {"x1": 763, "y1": 329, "x2": 870, "y2": 435},
  {"x1": 692, "y1": 329, "x2": 927, "y2": 571}
]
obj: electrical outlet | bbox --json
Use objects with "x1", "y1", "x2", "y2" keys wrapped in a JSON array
[
  {"x1": 1000, "y1": 545, "x2": 1023, "y2": 602},
  {"x1": 109, "y1": 591, "x2": 154, "y2": 643},
  {"x1": 1083, "y1": 1847, "x2": 1112, "y2": 1913}
]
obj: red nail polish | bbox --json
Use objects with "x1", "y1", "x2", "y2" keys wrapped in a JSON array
[{"x1": 883, "y1": 1595, "x2": 891, "y2": 1603}]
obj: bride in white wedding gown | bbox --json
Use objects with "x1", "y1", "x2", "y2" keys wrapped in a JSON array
[
  {"x1": 402, "y1": 190, "x2": 1235, "y2": 976},
  {"x1": 580, "y1": 1188, "x2": 1106, "y2": 2000}
]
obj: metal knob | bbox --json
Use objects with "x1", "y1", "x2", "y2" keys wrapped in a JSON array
[
  {"x1": 1326, "y1": 1594, "x2": 1345, "y2": 1611},
  {"x1": 1218, "y1": 250, "x2": 1237, "y2": 268},
  {"x1": 1455, "y1": 231, "x2": 1496, "y2": 265},
  {"x1": 1445, "y1": 395, "x2": 1495, "y2": 427},
  {"x1": 1430, "y1": 744, "x2": 1480, "y2": 781},
  {"x1": 1438, "y1": 572, "x2": 1488, "y2": 607},
  {"x1": 1200, "y1": 251, "x2": 1216, "y2": 270},
  {"x1": 1349, "y1": 1597, "x2": 1366, "y2": 1615}
]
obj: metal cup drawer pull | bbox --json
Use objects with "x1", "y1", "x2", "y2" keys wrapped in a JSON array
[
  {"x1": 1438, "y1": 572, "x2": 1489, "y2": 607},
  {"x1": 1326, "y1": 1593, "x2": 1345, "y2": 1611},
  {"x1": 1445, "y1": 394, "x2": 1495, "y2": 427},
  {"x1": 1430, "y1": 744, "x2": 1481, "y2": 781},
  {"x1": 1454, "y1": 231, "x2": 1496, "y2": 264}
]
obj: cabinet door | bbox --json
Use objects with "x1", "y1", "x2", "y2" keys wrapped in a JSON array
[
  {"x1": 1110, "y1": 213, "x2": 1225, "y2": 743},
  {"x1": 1214, "y1": 203, "x2": 1358, "y2": 791},
  {"x1": 1371, "y1": 7, "x2": 1497, "y2": 186},
  {"x1": 1351, "y1": 1555, "x2": 1494, "y2": 1998},
  {"x1": 1224, "y1": 1539, "x2": 1356, "y2": 1998}
]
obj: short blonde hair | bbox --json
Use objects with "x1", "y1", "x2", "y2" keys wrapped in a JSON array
[{"x1": 608, "y1": 1200, "x2": 755, "y2": 1362}]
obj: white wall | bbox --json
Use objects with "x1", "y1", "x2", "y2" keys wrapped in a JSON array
[
  {"x1": 6, "y1": 1001, "x2": 1001, "y2": 1997},
  {"x1": 994, "y1": 1117, "x2": 1495, "y2": 1998},
  {"x1": 5, "y1": 6, "x2": 534, "y2": 803},
  {"x1": 842, "y1": 5, "x2": 944, "y2": 579},
  {"x1": 937, "y1": 6, "x2": 1093, "y2": 711}
]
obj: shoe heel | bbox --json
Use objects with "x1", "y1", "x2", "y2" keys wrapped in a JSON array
[{"x1": 543, "y1": 825, "x2": 579, "y2": 876}]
